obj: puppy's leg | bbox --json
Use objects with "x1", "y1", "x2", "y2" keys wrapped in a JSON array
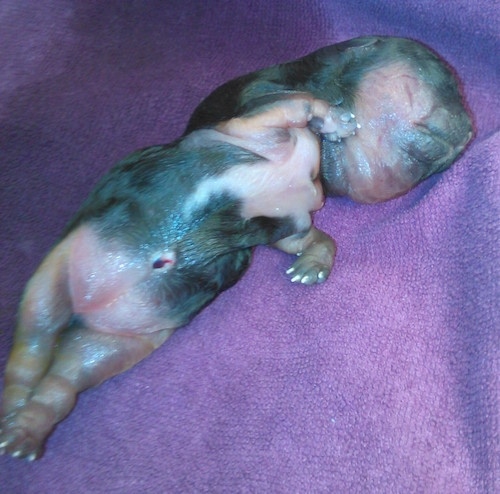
[
  {"x1": 217, "y1": 93, "x2": 357, "y2": 140},
  {"x1": 1, "y1": 239, "x2": 75, "y2": 423}
]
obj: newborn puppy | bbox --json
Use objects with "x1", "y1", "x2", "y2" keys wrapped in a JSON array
[
  {"x1": 187, "y1": 36, "x2": 473, "y2": 203},
  {"x1": 0, "y1": 95, "x2": 356, "y2": 460}
]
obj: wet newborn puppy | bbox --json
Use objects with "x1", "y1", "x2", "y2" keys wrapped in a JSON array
[
  {"x1": 0, "y1": 95, "x2": 356, "y2": 460},
  {"x1": 187, "y1": 36, "x2": 473, "y2": 203}
]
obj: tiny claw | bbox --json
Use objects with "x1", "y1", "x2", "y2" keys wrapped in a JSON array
[
  {"x1": 11, "y1": 450, "x2": 22, "y2": 458},
  {"x1": 356, "y1": 123, "x2": 361, "y2": 129},
  {"x1": 26, "y1": 452, "x2": 37, "y2": 462},
  {"x1": 286, "y1": 267, "x2": 295, "y2": 275},
  {"x1": 300, "y1": 275, "x2": 311, "y2": 284}
]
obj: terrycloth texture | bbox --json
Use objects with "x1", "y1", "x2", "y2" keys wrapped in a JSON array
[{"x1": 1, "y1": 1, "x2": 498, "y2": 492}]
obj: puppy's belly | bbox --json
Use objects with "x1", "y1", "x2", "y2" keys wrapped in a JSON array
[{"x1": 69, "y1": 226, "x2": 179, "y2": 335}]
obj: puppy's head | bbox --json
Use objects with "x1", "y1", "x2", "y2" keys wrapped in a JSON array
[{"x1": 320, "y1": 41, "x2": 473, "y2": 203}]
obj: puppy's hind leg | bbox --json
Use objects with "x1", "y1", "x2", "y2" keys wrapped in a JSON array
[
  {"x1": 1, "y1": 237, "x2": 75, "y2": 422},
  {"x1": 0, "y1": 237, "x2": 78, "y2": 459}
]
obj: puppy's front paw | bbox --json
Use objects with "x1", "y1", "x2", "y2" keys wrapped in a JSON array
[
  {"x1": 323, "y1": 108, "x2": 359, "y2": 141},
  {"x1": 309, "y1": 107, "x2": 359, "y2": 142},
  {"x1": 286, "y1": 255, "x2": 331, "y2": 285}
]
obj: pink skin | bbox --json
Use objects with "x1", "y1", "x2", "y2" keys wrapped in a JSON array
[{"x1": 0, "y1": 95, "x2": 356, "y2": 460}]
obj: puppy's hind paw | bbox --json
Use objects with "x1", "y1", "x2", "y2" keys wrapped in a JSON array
[{"x1": 0, "y1": 414, "x2": 44, "y2": 461}]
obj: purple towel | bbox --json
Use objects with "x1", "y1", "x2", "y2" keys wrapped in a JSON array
[{"x1": 1, "y1": 1, "x2": 498, "y2": 492}]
